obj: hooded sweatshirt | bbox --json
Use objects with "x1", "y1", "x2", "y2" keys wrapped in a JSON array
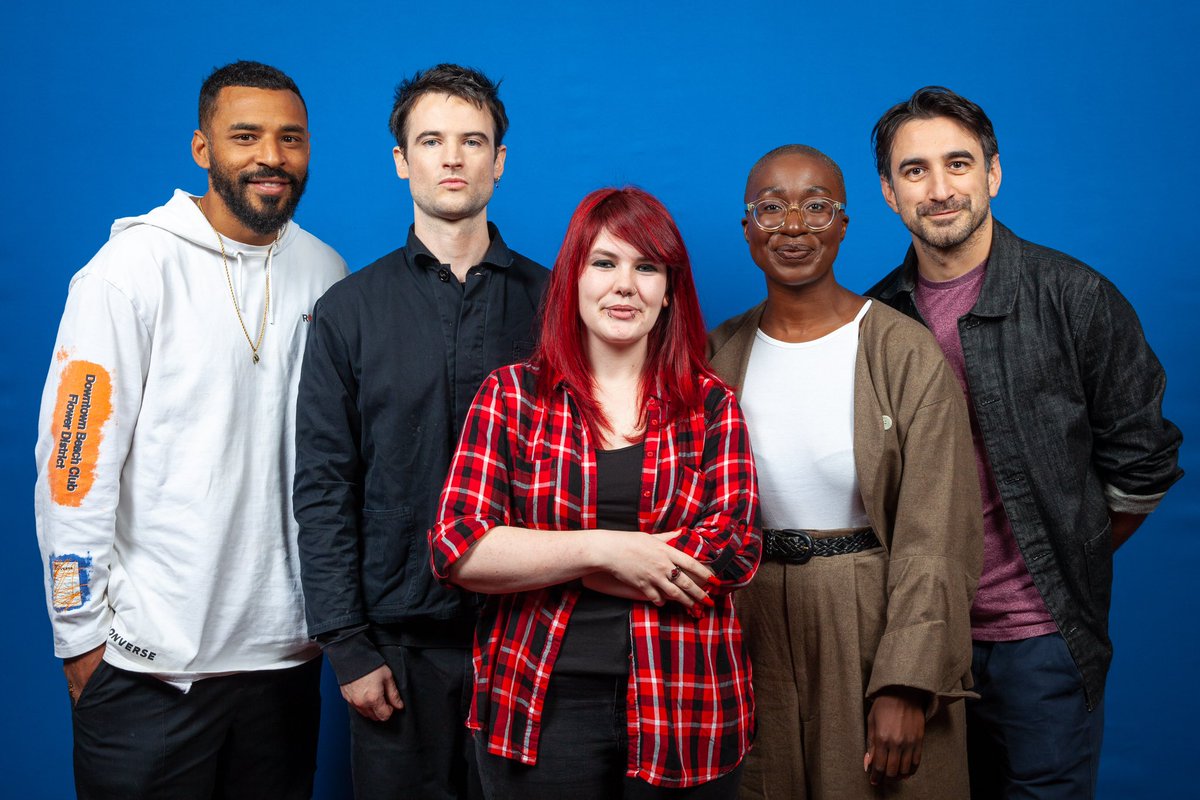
[{"x1": 34, "y1": 190, "x2": 347, "y2": 686}]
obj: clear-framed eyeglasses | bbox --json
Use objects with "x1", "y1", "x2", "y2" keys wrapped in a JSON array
[{"x1": 745, "y1": 197, "x2": 847, "y2": 233}]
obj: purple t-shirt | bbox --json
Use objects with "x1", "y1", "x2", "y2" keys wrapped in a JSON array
[{"x1": 915, "y1": 262, "x2": 1057, "y2": 641}]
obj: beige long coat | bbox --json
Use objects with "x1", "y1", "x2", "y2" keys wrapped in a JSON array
[{"x1": 709, "y1": 300, "x2": 983, "y2": 799}]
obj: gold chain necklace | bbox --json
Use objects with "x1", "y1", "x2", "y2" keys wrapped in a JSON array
[{"x1": 196, "y1": 198, "x2": 280, "y2": 365}]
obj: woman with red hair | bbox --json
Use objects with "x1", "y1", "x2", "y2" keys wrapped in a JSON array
[{"x1": 430, "y1": 187, "x2": 760, "y2": 798}]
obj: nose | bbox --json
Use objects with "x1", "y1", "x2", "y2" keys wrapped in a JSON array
[
  {"x1": 256, "y1": 137, "x2": 285, "y2": 168},
  {"x1": 926, "y1": 168, "x2": 953, "y2": 201},
  {"x1": 613, "y1": 264, "x2": 636, "y2": 296},
  {"x1": 781, "y1": 205, "x2": 810, "y2": 234},
  {"x1": 443, "y1": 141, "x2": 464, "y2": 169}
]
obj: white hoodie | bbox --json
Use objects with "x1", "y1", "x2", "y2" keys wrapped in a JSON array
[{"x1": 34, "y1": 190, "x2": 347, "y2": 685}]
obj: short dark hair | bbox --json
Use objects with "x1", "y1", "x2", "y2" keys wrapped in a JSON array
[
  {"x1": 746, "y1": 144, "x2": 845, "y2": 200},
  {"x1": 389, "y1": 64, "x2": 508, "y2": 153},
  {"x1": 198, "y1": 61, "x2": 305, "y2": 133},
  {"x1": 871, "y1": 86, "x2": 998, "y2": 179}
]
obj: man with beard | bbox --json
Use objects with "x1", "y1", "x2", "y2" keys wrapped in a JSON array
[
  {"x1": 34, "y1": 61, "x2": 346, "y2": 798},
  {"x1": 867, "y1": 86, "x2": 1183, "y2": 799},
  {"x1": 294, "y1": 64, "x2": 548, "y2": 799}
]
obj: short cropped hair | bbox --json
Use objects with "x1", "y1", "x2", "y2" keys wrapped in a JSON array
[
  {"x1": 198, "y1": 61, "x2": 305, "y2": 133},
  {"x1": 388, "y1": 64, "x2": 508, "y2": 153},
  {"x1": 871, "y1": 86, "x2": 998, "y2": 179},
  {"x1": 745, "y1": 144, "x2": 845, "y2": 199}
]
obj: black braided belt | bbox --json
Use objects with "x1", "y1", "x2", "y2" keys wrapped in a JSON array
[{"x1": 762, "y1": 528, "x2": 881, "y2": 565}]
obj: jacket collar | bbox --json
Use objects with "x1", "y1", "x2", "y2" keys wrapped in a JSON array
[
  {"x1": 407, "y1": 221, "x2": 516, "y2": 270},
  {"x1": 707, "y1": 303, "x2": 765, "y2": 398},
  {"x1": 877, "y1": 218, "x2": 1021, "y2": 318}
]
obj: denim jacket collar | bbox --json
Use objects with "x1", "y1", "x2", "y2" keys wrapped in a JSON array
[{"x1": 878, "y1": 218, "x2": 1021, "y2": 318}]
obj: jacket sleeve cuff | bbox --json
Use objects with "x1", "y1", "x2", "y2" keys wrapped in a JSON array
[
  {"x1": 317, "y1": 627, "x2": 385, "y2": 685},
  {"x1": 1104, "y1": 483, "x2": 1166, "y2": 515},
  {"x1": 866, "y1": 620, "x2": 975, "y2": 715}
]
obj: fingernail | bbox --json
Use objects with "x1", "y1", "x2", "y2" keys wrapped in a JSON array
[{"x1": 699, "y1": 595, "x2": 715, "y2": 607}]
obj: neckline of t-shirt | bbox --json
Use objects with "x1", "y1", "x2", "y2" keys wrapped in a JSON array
[
  {"x1": 755, "y1": 299, "x2": 871, "y2": 349},
  {"x1": 917, "y1": 258, "x2": 988, "y2": 291}
]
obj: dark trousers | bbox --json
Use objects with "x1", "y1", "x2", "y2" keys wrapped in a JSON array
[
  {"x1": 348, "y1": 644, "x2": 482, "y2": 800},
  {"x1": 72, "y1": 657, "x2": 321, "y2": 800},
  {"x1": 967, "y1": 633, "x2": 1105, "y2": 800},
  {"x1": 476, "y1": 674, "x2": 743, "y2": 800}
]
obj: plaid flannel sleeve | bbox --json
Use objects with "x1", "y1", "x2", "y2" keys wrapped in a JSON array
[
  {"x1": 670, "y1": 384, "x2": 761, "y2": 590},
  {"x1": 429, "y1": 369, "x2": 514, "y2": 582}
]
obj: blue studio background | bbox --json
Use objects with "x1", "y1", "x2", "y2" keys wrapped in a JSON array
[{"x1": 2, "y1": 2, "x2": 1196, "y2": 797}]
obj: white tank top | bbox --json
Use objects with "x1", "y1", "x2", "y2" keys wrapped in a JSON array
[{"x1": 741, "y1": 301, "x2": 871, "y2": 530}]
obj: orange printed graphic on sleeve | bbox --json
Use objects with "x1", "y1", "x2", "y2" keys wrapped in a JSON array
[{"x1": 48, "y1": 361, "x2": 113, "y2": 507}]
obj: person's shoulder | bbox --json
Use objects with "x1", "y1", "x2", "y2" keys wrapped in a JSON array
[
  {"x1": 286, "y1": 226, "x2": 348, "y2": 275},
  {"x1": 502, "y1": 248, "x2": 552, "y2": 294},
  {"x1": 697, "y1": 370, "x2": 740, "y2": 414},
  {"x1": 863, "y1": 298, "x2": 932, "y2": 339},
  {"x1": 865, "y1": 261, "x2": 910, "y2": 300},
  {"x1": 505, "y1": 247, "x2": 550, "y2": 275},
  {"x1": 70, "y1": 222, "x2": 184, "y2": 301},
  {"x1": 860, "y1": 300, "x2": 949, "y2": 377},
  {"x1": 316, "y1": 246, "x2": 411, "y2": 306},
  {"x1": 480, "y1": 361, "x2": 539, "y2": 407},
  {"x1": 1000, "y1": 223, "x2": 1112, "y2": 294},
  {"x1": 708, "y1": 304, "x2": 763, "y2": 352}
]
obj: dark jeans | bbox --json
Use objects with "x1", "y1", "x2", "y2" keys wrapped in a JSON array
[
  {"x1": 72, "y1": 658, "x2": 321, "y2": 800},
  {"x1": 348, "y1": 644, "x2": 481, "y2": 800},
  {"x1": 476, "y1": 674, "x2": 743, "y2": 800},
  {"x1": 968, "y1": 633, "x2": 1105, "y2": 799}
]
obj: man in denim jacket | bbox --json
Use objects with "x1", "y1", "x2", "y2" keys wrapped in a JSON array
[{"x1": 867, "y1": 86, "x2": 1182, "y2": 800}]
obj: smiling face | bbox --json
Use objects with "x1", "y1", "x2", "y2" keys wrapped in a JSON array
[
  {"x1": 881, "y1": 115, "x2": 1001, "y2": 253},
  {"x1": 577, "y1": 228, "x2": 669, "y2": 360},
  {"x1": 393, "y1": 92, "x2": 506, "y2": 226},
  {"x1": 743, "y1": 152, "x2": 848, "y2": 291},
  {"x1": 192, "y1": 86, "x2": 310, "y2": 244}
]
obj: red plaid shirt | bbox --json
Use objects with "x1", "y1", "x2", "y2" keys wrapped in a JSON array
[{"x1": 430, "y1": 364, "x2": 761, "y2": 787}]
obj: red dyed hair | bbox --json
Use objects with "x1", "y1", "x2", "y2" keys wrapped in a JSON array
[{"x1": 532, "y1": 187, "x2": 714, "y2": 440}]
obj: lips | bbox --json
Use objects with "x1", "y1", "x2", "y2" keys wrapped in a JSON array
[
  {"x1": 248, "y1": 179, "x2": 291, "y2": 196},
  {"x1": 241, "y1": 169, "x2": 295, "y2": 196},
  {"x1": 773, "y1": 242, "x2": 815, "y2": 260},
  {"x1": 605, "y1": 305, "x2": 639, "y2": 320},
  {"x1": 439, "y1": 177, "x2": 468, "y2": 188}
]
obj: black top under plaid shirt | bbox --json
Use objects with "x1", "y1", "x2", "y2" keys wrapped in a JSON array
[{"x1": 429, "y1": 364, "x2": 762, "y2": 787}]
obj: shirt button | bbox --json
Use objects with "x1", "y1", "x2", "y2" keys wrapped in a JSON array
[
  {"x1": 642, "y1": 490, "x2": 651, "y2": 498},
  {"x1": 646, "y1": 449, "x2": 656, "y2": 458}
]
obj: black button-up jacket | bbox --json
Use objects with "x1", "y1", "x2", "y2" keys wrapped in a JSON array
[
  {"x1": 294, "y1": 224, "x2": 548, "y2": 681},
  {"x1": 868, "y1": 220, "x2": 1183, "y2": 707}
]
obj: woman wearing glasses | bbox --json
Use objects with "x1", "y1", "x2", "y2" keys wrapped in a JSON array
[
  {"x1": 430, "y1": 187, "x2": 760, "y2": 799},
  {"x1": 708, "y1": 145, "x2": 982, "y2": 799}
]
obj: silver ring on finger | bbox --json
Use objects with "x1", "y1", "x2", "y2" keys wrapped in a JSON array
[{"x1": 668, "y1": 566, "x2": 681, "y2": 583}]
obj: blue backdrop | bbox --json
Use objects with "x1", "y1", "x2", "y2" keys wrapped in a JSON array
[{"x1": 2, "y1": 2, "x2": 1196, "y2": 797}]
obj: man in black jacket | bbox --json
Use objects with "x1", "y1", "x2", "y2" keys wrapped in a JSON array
[
  {"x1": 867, "y1": 86, "x2": 1182, "y2": 800},
  {"x1": 294, "y1": 64, "x2": 549, "y2": 799}
]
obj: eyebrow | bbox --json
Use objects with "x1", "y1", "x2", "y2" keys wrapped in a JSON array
[
  {"x1": 414, "y1": 130, "x2": 492, "y2": 142},
  {"x1": 897, "y1": 150, "x2": 976, "y2": 171},
  {"x1": 228, "y1": 122, "x2": 307, "y2": 133},
  {"x1": 754, "y1": 184, "x2": 836, "y2": 198}
]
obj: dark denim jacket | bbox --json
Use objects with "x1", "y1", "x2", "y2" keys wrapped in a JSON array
[{"x1": 868, "y1": 220, "x2": 1183, "y2": 708}]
